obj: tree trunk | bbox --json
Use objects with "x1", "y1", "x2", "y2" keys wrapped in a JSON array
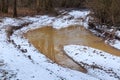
[
  {"x1": 1, "y1": 0, "x2": 8, "y2": 13},
  {"x1": 1, "y1": 0, "x2": 5, "y2": 13},
  {"x1": 5, "y1": 0, "x2": 8, "y2": 13},
  {"x1": 36, "y1": 0, "x2": 40, "y2": 13},
  {"x1": 13, "y1": 0, "x2": 17, "y2": 17},
  {"x1": 0, "y1": 1, "x2": 1, "y2": 11}
]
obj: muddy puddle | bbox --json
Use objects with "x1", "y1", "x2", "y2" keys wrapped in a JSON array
[{"x1": 24, "y1": 26, "x2": 120, "y2": 72}]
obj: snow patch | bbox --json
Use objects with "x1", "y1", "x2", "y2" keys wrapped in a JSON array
[
  {"x1": 64, "y1": 45, "x2": 120, "y2": 80},
  {"x1": 0, "y1": 10, "x2": 99, "y2": 80}
]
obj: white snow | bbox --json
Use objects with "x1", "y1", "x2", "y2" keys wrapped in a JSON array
[
  {"x1": 68, "y1": 10, "x2": 89, "y2": 19},
  {"x1": 52, "y1": 10, "x2": 90, "y2": 29},
  {"x1": 64, "y1": 45, "x2": 120, "y2": 80},
  {"x1": 116, "y1": 31, "x2": 120, "y2": 38},
  {"x1": 104, "y1": 30, "x2": 120, "y2": 50},
  {"x1": 108, "y1": 40, "x2": 120, "y2": 50},
  {"x1": 0, "y1": 10, "x2": 99, "y2": 80},
  {"x1": 0, "y1": 9, "x2": 120, "y2": 80},
  {"x1": 0, "y1": 35, "x2": 98, "y2": 80}
]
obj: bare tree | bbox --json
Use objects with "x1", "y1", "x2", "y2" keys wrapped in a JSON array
[
  {"x1": 0, "y1": 0, "x2": 86, "y2": 16},
  {"x1": 86, "y1": 0, "x2": 120, "y2": 27},
  {"x1": 36, "y1": 0, "x2": 40, "y2": 13},
  {"x1": 13, "y1": 0, "x2": 17, "y2": 17},
  {"x1": 1, "y1": 0, "x2": 8, "y2": 13}
]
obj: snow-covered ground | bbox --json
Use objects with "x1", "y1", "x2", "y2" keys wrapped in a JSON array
[
  {"x1": 107, "y1": 39, "x2": 120, "y2": 50},
  {"x1": 0, "y1": 30, "x2": 98, "y2": 80},
  {"x1": 64, "y1": 45, "x2": 120, "y2": 80},
  {"x1": 0, "y1": 9, "x2": 120, "y2": 80},
  {"x1": 0, "y1": 10, "x2": 99, "y2": 80}
]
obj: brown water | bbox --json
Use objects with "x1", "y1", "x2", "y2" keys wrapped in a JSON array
[{"x1": 24, "y1": 26, "x2": 120, "y2": 71}]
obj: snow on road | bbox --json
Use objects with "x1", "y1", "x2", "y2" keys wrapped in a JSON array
[
  {"x1": 0, "y1": 9, "x2": 120, "y2": 80},
  {"x1": 64, "y1": 45, "x2": 120, "y2": 80},
  {"x1": 0, "y1": 30, "x2": 98, "y2": 80},
  {"x1": 0, "y1": 10, "x2": 99, "y2": 80},
  {"x1": 108, "y1": 40, "x2": 120, "y2": 50}
]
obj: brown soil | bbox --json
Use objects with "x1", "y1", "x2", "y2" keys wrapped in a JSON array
[{"x1": 24, "y1": 26, "x2": 120, "y2": 72}]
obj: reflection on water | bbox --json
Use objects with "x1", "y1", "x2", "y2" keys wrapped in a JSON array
[{"x1": 24, "y1": 26, "x2": 120, "y2": 71}]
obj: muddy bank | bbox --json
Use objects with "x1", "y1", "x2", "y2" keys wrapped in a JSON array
[
  {"x1": 24, "y1": 26, "x2": 120, "y2": 72},
  {"x1": 88, "y1": 23, "x2": 120, "y2": 42}
]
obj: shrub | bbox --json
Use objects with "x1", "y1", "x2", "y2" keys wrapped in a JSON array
[{"x1": 86, "y1": 0, "x2": 120, "y2": 28}]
